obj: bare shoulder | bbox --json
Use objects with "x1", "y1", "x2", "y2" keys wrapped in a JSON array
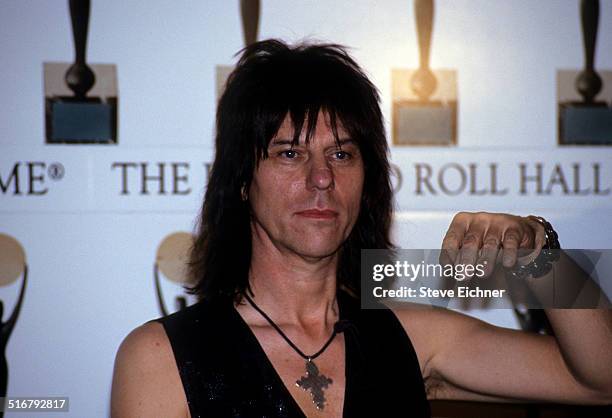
[
  {"x1": 389, "y1": 303, "x2": 485, "y2": 378},
  {"x1": 111, "y1": 321, "x2": 189, "y2": 418}
]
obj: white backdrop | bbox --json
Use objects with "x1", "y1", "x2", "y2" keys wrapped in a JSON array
[{"x1": 1, "y1": 1, "x2": 611, "y2": 416}]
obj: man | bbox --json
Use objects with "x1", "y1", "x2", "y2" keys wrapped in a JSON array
[{"x1": 111, "y1": 40, "x2": 612, "y2": 418}]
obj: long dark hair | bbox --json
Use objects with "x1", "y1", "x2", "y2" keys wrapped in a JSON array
[{"x1": 186, "y1": 39, "x2": 394, "y2": 302}]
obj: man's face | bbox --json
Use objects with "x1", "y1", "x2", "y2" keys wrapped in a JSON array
[{"x1": 248, "y1": 112, "x2": 364, "y2": 260}]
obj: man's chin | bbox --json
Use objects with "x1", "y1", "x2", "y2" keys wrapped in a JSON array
[{"x1": 291, "y1": 243, "x2": 341, "y2": 261}]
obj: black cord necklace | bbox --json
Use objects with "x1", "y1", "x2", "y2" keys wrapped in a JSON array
[{"x1": 243, "y1": 293, "x2": 340, "y2": 410}]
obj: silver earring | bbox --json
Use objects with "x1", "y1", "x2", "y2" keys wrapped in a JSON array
[{"x1": 240, "y1": 184, "x2": 248, "y2": 201}]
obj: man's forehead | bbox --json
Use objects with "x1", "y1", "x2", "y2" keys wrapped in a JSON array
[
  {"x1": 272, "y1": 112, "x2": 351, "y2": 144},
  {"x1": 269, "y1": 137, "x2": 355, "y2": 148}
]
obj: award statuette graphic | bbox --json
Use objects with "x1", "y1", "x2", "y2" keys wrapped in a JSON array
[
  {"x1": 44, "y1": 0, "x2": 118, "y2": 144},
  {"x1": 392, "y1": 0, "x2": 457, "y2": 146},
  {"x1": 558, "y1": 0, "x2": 612, "y2": 145},
  {"x1": 241, "y1": 0, "x2": 261, "y2": 48},
  {"x1": 216, "y1": 0, "x2": 261, "y2": 98},
  {"x1": 0, "y1": 234, "x2": 27, "y2": 406},
  {"x1": 154, "y1": 232, "x2": 195, "y2": 316}
]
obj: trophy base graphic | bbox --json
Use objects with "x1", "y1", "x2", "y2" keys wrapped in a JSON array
[
  {"x1": 43, "y1": 62, "x2": 118, "y2": 145},
  {"x1": 392, "y1": 69, "x2": 458, "y2": 146},
  {"x1": 45, "y1": 96, "x2": 117, "y2": 144},
  {"x1": 216, "y1": 65, "x2": 234, "y2": 99},
  {"x1": 393, "y1": 100, "x2": 457, "y2": 146},
  {"x1": 559, "y1": 102, "x2": 612, "y2": 145},
  {"x1": 557, "y1": 70, "x2": 612, "y2": 146}
]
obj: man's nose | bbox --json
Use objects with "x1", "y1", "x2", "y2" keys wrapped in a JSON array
[{"x1": 306, "y1": 157, "x2": 334, "y2": 191}]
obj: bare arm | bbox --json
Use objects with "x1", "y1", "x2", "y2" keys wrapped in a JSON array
[
  {"x1": 405, "y1": 211, "x2": 612, "y2": 404},
  {"x1": 525, "y1": 250, "x2": 612, "y2": 395},
  {"x1": 543, "y1": 308, "x2": 612, "y2": 396},
  {"x1": 110, "y1": 322, "x2": 189, "y2": 418},
  {"x1": 393, "y1": 305, "x2": 612, "y2": 404}
]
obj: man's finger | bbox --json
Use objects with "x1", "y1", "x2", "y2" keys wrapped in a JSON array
[
  {"x1": 457, "y1": 228, "x2": 485, "y2": 277},
  {"x1": 440, "y1": 212, "x2": 470, "y2": 265},
  {"x1": 440, "y1": 230, "x2": 461, "y2": 266},
  {"x1": 476, "y1": 231, "x2": 501, "y2": 277},
  {"x1": 526, "y1": 217, "x2": 546, "y2": 251},
  {"x1": 501, "y1": 228, "x2": 521, "y2": 267}
]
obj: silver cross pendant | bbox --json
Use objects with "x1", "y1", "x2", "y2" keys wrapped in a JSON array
[{"x1": 295, "y1": 358, "x2": 333, "y2": 410}]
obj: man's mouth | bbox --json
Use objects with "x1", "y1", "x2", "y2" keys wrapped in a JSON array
[{"x1": 295, "y1": 209, "x2": 339, "y2": 219}]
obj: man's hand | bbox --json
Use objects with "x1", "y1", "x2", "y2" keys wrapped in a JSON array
[{"x1": 440, "y1": 211, "x2": 547, "y2": 278}]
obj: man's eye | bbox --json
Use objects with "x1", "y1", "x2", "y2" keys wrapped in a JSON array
[
  {"x1": 279, "y1": 150, "x2": 298, "y2": 159},
  {"x1": 333, "y1": 151, "x2": 351, "y2": 160}
]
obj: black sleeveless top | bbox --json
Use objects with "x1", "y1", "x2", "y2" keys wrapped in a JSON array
[{"x1": 154, "y1": 290, "x2": 430, "y2": 417}]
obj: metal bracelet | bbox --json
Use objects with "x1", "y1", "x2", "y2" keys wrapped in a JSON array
[
  {"x1": 527, "y1": 215, "x2": 560, "y2": 250},
  {"x1": 507, "y1": 216, "x2": 561, "y2": 279}
]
